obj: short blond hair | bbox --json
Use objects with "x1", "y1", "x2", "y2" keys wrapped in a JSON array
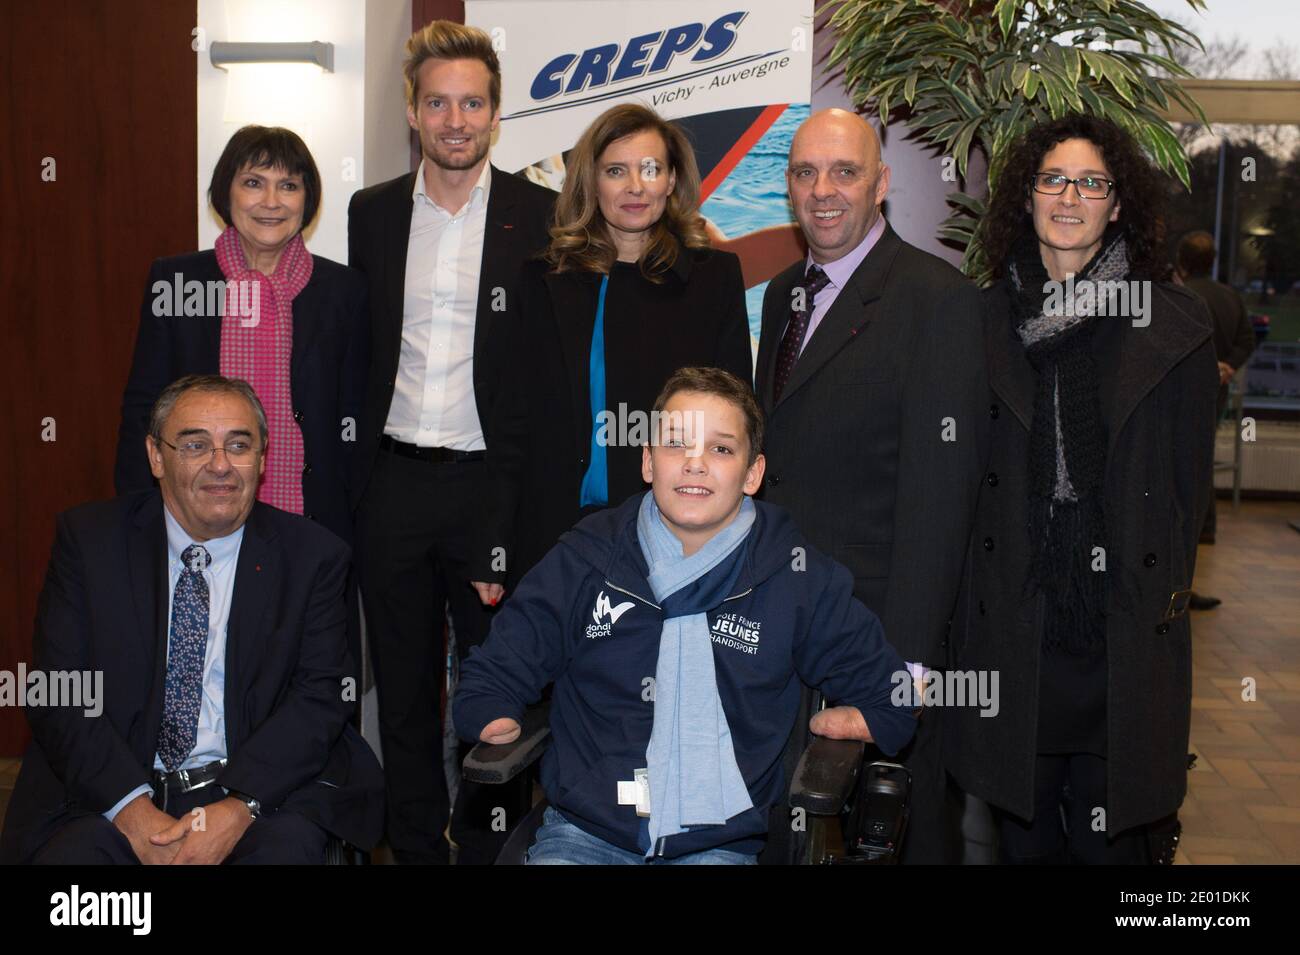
[{"x1": 403, "y1": 20, "x2": 501, "y2": 112}]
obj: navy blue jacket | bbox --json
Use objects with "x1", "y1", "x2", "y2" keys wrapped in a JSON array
[{"x1": 455, "y1": 493, "x2": 915, "y2": 858}]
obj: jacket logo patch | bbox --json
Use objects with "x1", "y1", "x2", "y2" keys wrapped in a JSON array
[
  {"x1": 587, "y1": 590, "x2": 636, "y2": 639},
  {"x1": 711, "y1": 612, "x2": 761, "y2": 655}
]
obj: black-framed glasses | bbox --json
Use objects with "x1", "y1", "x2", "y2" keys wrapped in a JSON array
[
  {"x1": 1030, "y1": 173, "x2": 1115, "y2": 200},
  {"x1": 156, "y1": 436, "x2": 262, "y2": 467}
]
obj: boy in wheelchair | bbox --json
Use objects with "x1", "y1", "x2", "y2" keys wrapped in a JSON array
[{"x1": 455, "y1": 367, "x2": 916, "y2": 864}]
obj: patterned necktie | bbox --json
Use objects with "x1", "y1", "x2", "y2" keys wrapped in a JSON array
[
  {"x1": 772, "y1": 264, "x2": 831, "y2": 403},
  {"x1": 158, "y1": 543, "x2": 211, "y2": 772}
]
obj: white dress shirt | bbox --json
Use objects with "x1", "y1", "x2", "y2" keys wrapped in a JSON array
[{"x1": 383, "y1": 159, "x2": 491, "y2": 451}]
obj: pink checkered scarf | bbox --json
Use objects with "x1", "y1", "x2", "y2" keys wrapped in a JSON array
[{"x1": 215, "y1": 225, "x2": 313, "y2": 514}]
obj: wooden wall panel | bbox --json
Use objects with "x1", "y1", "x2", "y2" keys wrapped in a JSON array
[{"x1": 0, "y1": 1, "x2": 197, "y2": 754}]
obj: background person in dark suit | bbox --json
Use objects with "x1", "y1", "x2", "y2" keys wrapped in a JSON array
[
  {"x1": 1176, "y1": 230, "x2": 1257, "y2": 611},
  {"x1": 0, "y1": 376, "x2": 383, "y2": 864},
  {"x1": 486, "y1": 103, "x2": 752, "y2": 590},
  {"x1": 754, "y1": 109, "x2": 987, "y2": 864},
  {"x1": 946, "y1": 115, "x2": 1217, "y2": 864},
  {"x1": 346, "y1": 21, "x2": 554, "y2": 865}
]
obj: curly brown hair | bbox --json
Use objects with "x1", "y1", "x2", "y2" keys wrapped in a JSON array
[
  {"x1": 977, "y1": 114, "x2": 1167, "y2": 280},
  {"x1": 545, "y1": 103, "x2": 710, "y2": 281}
]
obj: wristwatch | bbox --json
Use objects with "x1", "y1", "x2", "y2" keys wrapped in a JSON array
[{"x1": 228, "y1": 790, "x2": 262, "y2": 821}]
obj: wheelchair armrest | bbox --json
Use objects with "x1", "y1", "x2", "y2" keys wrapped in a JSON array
[
  {"x1": 462, "y1": 703, "x2": 551, "y2": 784},
  {"x1": 788, "y1": 735, "x2": 864, "y2": 816}
]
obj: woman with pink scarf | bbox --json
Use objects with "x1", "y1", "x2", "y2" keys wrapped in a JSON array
[{"x1": 115, "y1": 125, "x2": 367, "y2": 549}]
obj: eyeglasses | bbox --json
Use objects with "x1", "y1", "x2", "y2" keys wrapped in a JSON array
[
  {"x1": 1030, "y1": 173, "x2": 1115, "y2": 200},
  {"x1": 156, "y1": 436, "x2": 262, "y2": 467}
]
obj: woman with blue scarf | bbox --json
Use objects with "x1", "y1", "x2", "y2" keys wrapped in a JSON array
[{"x1": 477, "y1": 104, "x2": 751, "y2": 600}]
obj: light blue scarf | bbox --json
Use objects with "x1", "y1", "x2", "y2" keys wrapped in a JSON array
[{"x1": 637, "y1": 492, "x2": 756, "y2": 856}]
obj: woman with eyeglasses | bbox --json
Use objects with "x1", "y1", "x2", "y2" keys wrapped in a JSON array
[
  {"x1": 946, "y1": 114, "x2": 1218, "y2": 864},
  {"x1": 114, "y1": 125, "x2": 367, "y2": 548}
]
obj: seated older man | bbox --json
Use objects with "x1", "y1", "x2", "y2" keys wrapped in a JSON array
[{"x1": 0, "y1": 375, "x2": 383, "y2": 864}]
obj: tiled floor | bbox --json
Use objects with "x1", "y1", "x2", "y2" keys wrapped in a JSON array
[
  {"x1": 0, "y1": 500, "x2": 1297, "y2": 864},
  {"x1": 1179, "y1": 500, "x2": 1300, "y2": 864}
]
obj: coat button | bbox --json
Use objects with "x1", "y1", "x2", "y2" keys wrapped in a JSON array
[
  {"x1": 1143, "y1": 553, "x2": 1157, "y2": 567},
  {"x1": 1156, "y1": 623, "x2": 1170, "y2": 635},
  {"x1": 978, "y1": 600, "x2": 986, "y2": 616},
  {"x1": 303, "y1": 465, "x2": 312, "y2": 476},
  {"x1": 983, "y1": 537, "x2": 994, "y2": 551},
  {"x1": 989, "y1": 403, "x2": 1000, "y2": 419},
  {"x1": 306, "y1": 513, "x2": 314, "y2": 520},
  {"x1": 293, "y1": 409, "x2": 304, "y2": 423},
  {"x1": 986, "y1": 472, "x2": 999, "y2": 487}
]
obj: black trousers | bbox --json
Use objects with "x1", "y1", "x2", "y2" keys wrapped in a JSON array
[
  {"x1": 357, "y1": 448, "x2": 528, "y2": 864},
  {"x1": 995, "y1": 753, "x2": 1151, "y2": 864},
  {"x1": 1202, "y1": 387, "x2": 1230, "y2": 544},
  {"x1": 892, "y1": 706, "x2": 964, "y2": 864},
  {"x1": 30, "y1": 784, "x2": 327, "y2": 864}
]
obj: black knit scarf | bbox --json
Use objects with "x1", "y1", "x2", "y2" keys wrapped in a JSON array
[{"x1": 1007, "y1": 226, "x2": 1128, "y2": 655}]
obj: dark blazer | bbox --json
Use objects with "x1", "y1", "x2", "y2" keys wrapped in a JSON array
[
  {"x1": 944, "y1": 280, "x2": 1217, "y2": 835},
  {"x1": 754, "y1": 224, "x2": 988, "y2": 666},
  {"x1": 346, "y1": 164, "x2": 556, "y2": 554},
  {"x1": 114, "y1": 250, "x2": 368, "y2": 547},
  {"x1": 489, "y1": 247, "x2": 753, "y2": 587},
  {"x1": 0, "y1": 491, "x2": 385, "y2": 863}
]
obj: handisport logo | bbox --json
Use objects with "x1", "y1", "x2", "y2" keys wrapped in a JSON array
[
  {"x1": 587, "y1": 590, "x2": 636, "y2": 639},
  {"x1": 710, "y1": 611, "x2": 761, "y2": 655},
  {"x1": 529, "y1": 11, "x2": 747, "y2": 102}
]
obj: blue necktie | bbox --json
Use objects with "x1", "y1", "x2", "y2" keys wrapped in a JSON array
[{"x1": 158, "y1": 543, "x2": 211, "y2": 772}]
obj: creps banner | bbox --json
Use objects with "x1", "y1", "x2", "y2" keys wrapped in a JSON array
[{"x1": 465, "y1": 0, "x2": 815, "y2": 343}]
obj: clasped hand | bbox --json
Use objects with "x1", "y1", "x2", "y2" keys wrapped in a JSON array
[{"x1": 113, "y1": 793, "x2": 253, "y2": 864}]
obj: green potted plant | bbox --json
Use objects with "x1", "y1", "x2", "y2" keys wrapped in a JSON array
[{"x1": 826, "y1": 0, "x2": 1209, "y2": 281}]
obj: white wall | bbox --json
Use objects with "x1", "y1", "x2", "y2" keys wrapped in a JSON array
[
  {"x1": 196, "y1": 0, "x2": 412, "y2": 265},
  {"x1": 365, "y1": 0, "x2": 415, "y2": 191}
]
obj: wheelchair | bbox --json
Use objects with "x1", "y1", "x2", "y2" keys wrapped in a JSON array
[{"x1": 462, "y1": 699, "x2": 912, "y2": 865}]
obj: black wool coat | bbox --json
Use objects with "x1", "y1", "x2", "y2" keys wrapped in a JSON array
[{"x1": 945, "y1": 279, "x2": 1218, "y2": 835}]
